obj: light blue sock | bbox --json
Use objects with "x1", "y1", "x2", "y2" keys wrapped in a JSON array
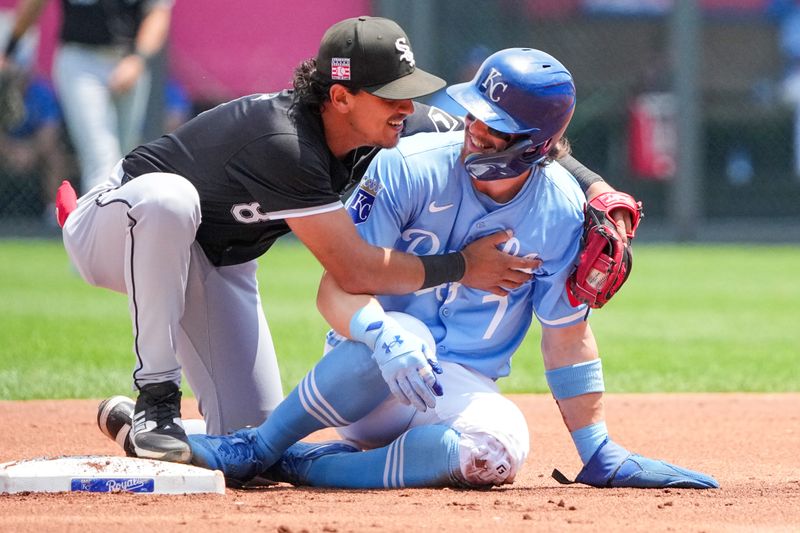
[
  {"x1": 253, "y1": 339, "x2": 392, "y2": 466},
  {"x1": 294, "y1": 425, "x2": 463, "y2": 488},
  {"x1": 571, "y1": 421, "x2": 609, "y2": 464}
]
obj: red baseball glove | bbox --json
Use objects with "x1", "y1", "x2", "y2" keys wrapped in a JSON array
[{"x1": 567, "y1": 192, "x2": 643, "y2": 309}]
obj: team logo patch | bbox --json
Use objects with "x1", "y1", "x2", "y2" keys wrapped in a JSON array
[
  {"x1": 480, "y1": 67, "x2": 508, "y2": 102},
  {"x1": 347, "y1": 178, "x2": 382, "y2": 224},
  {"x1": 331, "y1": 58, "x2": 351, "y2": 80},
  {"x1": 395, "y1": 38, "x2": 415, "y2": 67}
]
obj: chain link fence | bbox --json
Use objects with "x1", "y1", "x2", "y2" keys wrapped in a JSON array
[{"x1": 2, "y1": 0, "x2": 798, "y2": 241}]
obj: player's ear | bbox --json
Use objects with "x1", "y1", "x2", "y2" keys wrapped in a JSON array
[{"x1": 328, "y1": 84, "x2": 354, "y2": 112}]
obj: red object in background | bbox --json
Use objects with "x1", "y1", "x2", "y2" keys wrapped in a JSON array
[
  {"x1": 627, "y1": 92, "x2": 677, "y2": 181},
  {"x1": 55, "y1": 180, "x2": 76, "y2": 228}
]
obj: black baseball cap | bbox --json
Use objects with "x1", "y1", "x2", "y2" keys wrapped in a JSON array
[{"x1": 315, "y1": 16, "x2": 445, "y2": 100}]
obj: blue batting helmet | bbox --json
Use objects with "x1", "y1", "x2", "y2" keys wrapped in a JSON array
[{"x1": 446, "y1": 48, "x2": 576, "y2": 180}]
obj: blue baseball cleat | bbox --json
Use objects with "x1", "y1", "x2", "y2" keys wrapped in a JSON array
[
  {"x1": 188, "y1": 428, "x2": 268, "y2": 486},
  {"x1": 553, "y1": 438, "x2": 719, "y2": 489},
  {"x1": 262, "y1": 441, "x2": 360, "y2": 486}
]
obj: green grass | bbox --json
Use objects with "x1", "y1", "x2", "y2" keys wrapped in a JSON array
[{"x1": 1, "y1": 239, "x2": 798, "y2": 399}]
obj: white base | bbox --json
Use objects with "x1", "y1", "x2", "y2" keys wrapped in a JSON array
[{"x1": 0, "y1": 455, "x2": 225, "y2": 494}]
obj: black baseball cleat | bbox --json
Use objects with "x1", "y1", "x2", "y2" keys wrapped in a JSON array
[
  {"x1": 97, "y1": 395, "x2": 136, "y2": 457},
  {"x1": 130, "y1": 381, "x2": 191, "y2": 463}
]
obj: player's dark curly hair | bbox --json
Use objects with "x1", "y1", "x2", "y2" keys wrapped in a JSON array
[
  {"x1": 292, "y1": 58, "x2": 360, "y2": 114},
  {"x1": 546, "y1": 136, "x2": 571, "y2": 164}
]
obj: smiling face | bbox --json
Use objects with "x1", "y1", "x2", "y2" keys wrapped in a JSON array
[
  {"x1": 322, "y1": 85, "x2": 416, "y2": 157},
  {"x1": 345, "y1": 90, "x2": 415, "y2": 149},
  {"x1": 460, "y1": 113, "x2": 526, "y2": 161}
]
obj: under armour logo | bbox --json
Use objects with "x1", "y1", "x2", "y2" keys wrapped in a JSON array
[
  {"x1": 480, "y1": 67, "x2": 508, "y2": 102},
  {"x1": 382, "y1": 335, "x2": 404, "y2": 353},
  {"x1": 395, "y1": 38, "x2": 415, "y2": 67}
]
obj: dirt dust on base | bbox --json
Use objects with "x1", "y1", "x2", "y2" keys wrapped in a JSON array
[{"x1": 1, "y1": 394, "x2": 798, "y2": 532}]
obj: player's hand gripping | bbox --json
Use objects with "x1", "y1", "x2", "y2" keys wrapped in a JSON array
[
  {"x1": 585, "y1": 182, "x2": 636, "y2": 245},
  {"x1": 371, "y1": 317, "x2": 443, "y2": 412},
  {"x1": 460, "y1": 230, "x2": 542, "y2": 296}
]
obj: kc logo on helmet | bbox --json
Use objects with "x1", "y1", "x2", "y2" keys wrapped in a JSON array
[{"x1": 480, "y1": 67, "x2": 508, "y2": 102}]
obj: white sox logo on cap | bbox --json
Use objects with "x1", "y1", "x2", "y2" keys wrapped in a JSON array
[
  {"x1": 395, "y1": 38, "x2": 415, "y2": 67},
  {"x1": 480, "y1": 67, "x2": 508, "y2": 102}
]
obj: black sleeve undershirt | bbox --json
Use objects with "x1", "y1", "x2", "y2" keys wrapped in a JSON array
[{"x1": 557, "y1": 154, "x2": 605, "y2": 192}]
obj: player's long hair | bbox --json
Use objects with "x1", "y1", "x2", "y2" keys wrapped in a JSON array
[
  {"x1": 292, "y1": 58, "x2": 329, "y2": 114},
  {"x1": 546, "y1": 136, "x2": 571, "y2": 164},
  {"x1": 292, "y1": 58, "x2": 361, "y2": 115}
]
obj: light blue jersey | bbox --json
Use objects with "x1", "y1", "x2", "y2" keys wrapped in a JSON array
[{"x1": 345, "y1": 130, "x2": 588, "y2": 379}]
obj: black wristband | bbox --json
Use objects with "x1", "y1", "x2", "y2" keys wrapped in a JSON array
[
  {"x1": 419, "y1": 252, "x2": 466, "y2": 289},
  {"x1": 4, "y1": 36, "x2": 19, "y2": 57},
  {"x1": 559, "y1": 155, "x2": 604, "y2": 192}
]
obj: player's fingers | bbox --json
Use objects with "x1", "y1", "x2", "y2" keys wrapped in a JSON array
[
  {"x1": 388, "y1": 380, "x2": 411, "y2": 407},
  {"x1": 501, "y1": 270, "x2": 531, "y2": 289},
  {"x1": 609, "y1": 209, "x2": 631, "y2": 244},
  {"x1": 427, "y1": 357, "x2": 443, "y2": 375},
  {"x1": 508, "y1": 255, "x2": 540, "y2": 273},
  {"x1": 485, "y1": 284, "x2": 510, "y2": 297},
  {"x1": 399, "y1": 377, "x2": 428, "y2": 411},
  {"x1": 407, "y1": 375, "x2": 436, "y2": 410},
  {"x1": 478, "y1": 229, "x2": 514, "y2": 246}
]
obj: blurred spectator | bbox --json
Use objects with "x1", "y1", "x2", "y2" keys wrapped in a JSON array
[
  {"x1": 0, "y1": 11, "x2": 73, "y2": 226},
  {"x1": 0, "y1": 65, "x2": 74, "y2": 225},
  {"x1": 1, "y1": 0, "x2": 174, "y2": 194},
  {"x1": 772, "y1": 0, "x2": 800, "y2": 178},
  {"x1": 163, "y1": 75, "x2": 191, "y2": 133}
]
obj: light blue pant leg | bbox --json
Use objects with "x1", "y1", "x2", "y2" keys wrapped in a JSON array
[
  {"x1": 253, "y1": 340, "x2": 392, "y2": 466},
  {"x1": 296, "y1": 425, "x2": 463, "y2": 488}
]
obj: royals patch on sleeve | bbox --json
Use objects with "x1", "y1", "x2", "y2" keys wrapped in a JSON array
[{"x1": 347, "y1": 178, "x2": 382, "y2": 224}]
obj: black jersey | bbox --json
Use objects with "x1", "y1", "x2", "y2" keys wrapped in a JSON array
[
  {"x1": 60, "y1": 0, "x2": 162, "y2": 47},
  {"x1": 123, "y1": 91, "x2": 351, "y2": 266},
  {"x1": 121, "y1": 94, "x2": 599, "y2": 267}
]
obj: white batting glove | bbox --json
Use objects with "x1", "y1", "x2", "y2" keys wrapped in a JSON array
[
  {"x1": 350, "y1": 306, "x2": 443, "y2": 411},
  {"x1": 371, "y1": 320, "x2": 443, "y2": 411}
]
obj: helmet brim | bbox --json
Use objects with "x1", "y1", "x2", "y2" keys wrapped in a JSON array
[{"x1": 446, "y1": 81, "x2": 540, "y2": 135}]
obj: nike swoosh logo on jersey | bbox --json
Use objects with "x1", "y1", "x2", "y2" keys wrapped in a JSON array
[{"x1": 428, "y1": 201, "x2": 454, "y2": 213}]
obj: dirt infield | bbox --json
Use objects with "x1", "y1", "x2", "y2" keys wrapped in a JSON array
[{"x1": 1, "y1": 394, "x2": 798, "y2": 532}]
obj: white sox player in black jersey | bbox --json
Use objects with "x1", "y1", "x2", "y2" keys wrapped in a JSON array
[{"x1": 62, "y1": 16, "x2": 625, "y2": 462}]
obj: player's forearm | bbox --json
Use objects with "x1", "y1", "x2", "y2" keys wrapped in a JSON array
[
  {"x1": 316, "y1": 271, "x2": 381, "y2": 337},
  {"x1": 540, "y1": 323, "x2": 598, "y2": 370},
  {"x1": 557, "y1": 154, "x2": 606, "y2": 194},
  {"x1": 133, "y1": 5, "x2": 172, "y2": 58},
  {"x1": 4, "y1": 0, "x2": 48, "y2": 56},
  {"x1": 541, "y1": 322, "x2": 604, "y2": 431}
]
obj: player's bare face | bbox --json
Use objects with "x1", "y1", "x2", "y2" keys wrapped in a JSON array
[
  {"x1": 461, "y1": 113, "x2": 524, "y2": 159},
  {"x1": 349, "y1": 92, "x2": 414, "y2": 149}
]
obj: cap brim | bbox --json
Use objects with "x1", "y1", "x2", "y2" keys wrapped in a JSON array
[
  {"x1": 365, "y1": 68, "x2": 446, "y2": 100},
  {"x1": 446, "y1": 81, "x2": 535, "y2": 134}
]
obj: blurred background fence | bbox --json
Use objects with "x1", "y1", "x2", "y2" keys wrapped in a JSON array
[{"x1": 1, "y1": 0, "x2": 798, "y2": 241}]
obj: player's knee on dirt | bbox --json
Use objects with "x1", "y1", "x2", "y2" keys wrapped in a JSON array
[{"x1": 457, "y1": 432, "x2": 520, "y2": 487}]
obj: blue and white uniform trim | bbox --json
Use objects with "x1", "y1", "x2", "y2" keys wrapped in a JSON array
[{"x1": 298, "y1": 367, "x2": 353, "y2": 427}]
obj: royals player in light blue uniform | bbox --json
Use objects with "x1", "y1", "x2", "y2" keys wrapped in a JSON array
[{"x1": 186, "y1": 49, "x2": 718, "y2": 490}]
